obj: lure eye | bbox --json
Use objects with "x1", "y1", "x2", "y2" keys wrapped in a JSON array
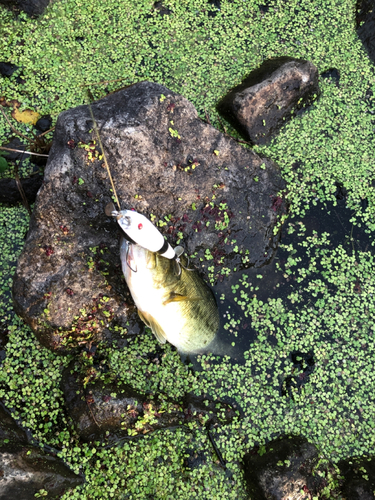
[{"x1": 138, "y1": 223, "x2": 143, "y2": 230}]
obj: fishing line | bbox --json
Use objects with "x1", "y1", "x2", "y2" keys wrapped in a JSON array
[
  {"x1": 84, "y1": 90, "x2": 191, "y2": 269},
  {"x1": 85, "y1": 90, "x2": 121, "y2": 212}
]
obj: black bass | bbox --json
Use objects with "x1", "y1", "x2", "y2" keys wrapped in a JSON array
[{"x1": 120, "y1": 238, "x2": 220, "y2": 353}]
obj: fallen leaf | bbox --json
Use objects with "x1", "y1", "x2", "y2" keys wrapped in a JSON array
[{"x1": 11, "y1": 102, "x2": 40, "y2": 125}]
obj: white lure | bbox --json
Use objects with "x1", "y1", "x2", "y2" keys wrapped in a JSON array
[{"x1": 111, "y1": 207, "x2": 176, "y2": 260}]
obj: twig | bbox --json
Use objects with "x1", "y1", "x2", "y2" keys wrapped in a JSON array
[
  {"x1": 37, "y1": 127, "x2": 55, "y2": 137},
  {"x1": 87, "y1": 401, "x2": 101, "y2": 428},
  {"x1": 14, "y1": 163, "x2": 31, "y2": 216},
  {"x1": 217, "y1": 114, "x2": 227, "y2": 134},
  {"x1": 86, "y1": 91, "x2": 121, "y2": 212},
  {"x1": 206, "y1": 425, "x2": 226, "y2": 469},
  {"x1": 0, "y1": 146, "x2": 49, "y2": 157},
  {"x1": 0, "y1": 106, "x2": 34, "y2": 143},
  {"x1": 235, "y1": 138, "x2": 252, "y2": 146},
  {"x1": 204, "y1": 107, "x2": 211, "y2": 125}
]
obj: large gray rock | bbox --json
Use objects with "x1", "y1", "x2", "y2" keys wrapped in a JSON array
[
  {"x1": 217, "y1": 57, "x2": 319, "y2": 145},
  {"x1": 61, "y1": 360, "x2": 236, "y2": 441},
  {"x1": 0, "y1": 403, "x2": 84, "y2": 499},
  {"x1": 12, "y1": 81, "x2": 286, "y2": 353},
  {"x1": 0, "y1": 444, "x2": 84, "y2": 499}
]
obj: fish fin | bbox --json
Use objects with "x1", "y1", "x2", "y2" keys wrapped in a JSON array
[
  {"x1": 146, "y1": 251, "x2": 156, "y2": 270},
  {"x1": 163, "y1": 292, "x2": 201, "y2": 305},
  {"x1": 138, "y1": 310, "x2": 167, "y2": 344}
]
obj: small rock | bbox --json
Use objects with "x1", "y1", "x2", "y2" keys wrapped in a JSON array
[
  {"x1": 217, "y1": 57, "x2": 319, "y2": 145},
  {"x1": 0, "y1": 444, "x2": 84, "y2": 499},
  {"x1": 61, "y1": 360, "x2": 235, "y2": 441},
  {"x1": 356, "y1": 0, "x2": 375, "y2": 64},
  {"x1": 338, "y1": 455, "x2": 375, "y2": 499},
  {"x1": 243, "y1": 435, "x2": 335, "y2": 500},
  {"x1": 35, "y1": 115, "x2": 52, "y2": 133},
  {"x1": 0, "y1": 62, "x2": 18, "y2": 77},
  {"x1": 0, "y1": 0, "x2": 50, "y2": 17},
  {"x1": 0, "y1": 403, "x2": 84, "y2": 499}
]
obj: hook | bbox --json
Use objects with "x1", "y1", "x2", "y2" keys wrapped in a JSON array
[
  {"x1": 126, "y1": 244, "x2": 137, "y2": 273},
  {"x1": 173, "y1": 246, "x2": 195, "y2": 275}
]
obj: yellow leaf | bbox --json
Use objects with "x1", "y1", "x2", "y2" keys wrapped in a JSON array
[{"x1": 11, "y1": 105, "x2": 40, "y2": 125}]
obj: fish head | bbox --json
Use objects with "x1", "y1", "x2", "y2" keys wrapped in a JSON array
[{"x1": 120, "y1": 238, "x2": 180, "y2": 289}]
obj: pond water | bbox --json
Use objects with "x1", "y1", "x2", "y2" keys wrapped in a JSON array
[{"x1": 185, "y1": 192, "x2": 374, "y2": 373}]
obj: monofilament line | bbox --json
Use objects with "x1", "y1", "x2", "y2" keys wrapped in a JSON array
[{"x1": 86, "y1": 92, "x2": 121, "y2": 212}]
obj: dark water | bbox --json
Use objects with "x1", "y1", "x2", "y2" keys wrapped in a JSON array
[{"x1": 184, "y1": 195, "x2": 374, "y2": 369}]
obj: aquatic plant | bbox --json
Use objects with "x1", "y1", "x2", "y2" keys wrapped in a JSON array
[{"x1": 1, "y1": 0, "x2": 375, "y2": 498}]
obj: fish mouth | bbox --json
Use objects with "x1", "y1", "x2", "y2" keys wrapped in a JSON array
[{"x1": 120, "y1": 237, "x2": 135, "y2": 275}]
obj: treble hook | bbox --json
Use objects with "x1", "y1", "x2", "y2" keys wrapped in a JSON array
[
  {"x1": 174, "y1": 246, "x2": 195, "y2": 276},
  {"x1": 126, "y1": 243, "x2": 137, "y2": 273}
]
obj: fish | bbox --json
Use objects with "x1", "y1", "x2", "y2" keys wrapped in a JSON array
[{"x1": 120, "y1": 238, "x2": 220, "y2": 353}]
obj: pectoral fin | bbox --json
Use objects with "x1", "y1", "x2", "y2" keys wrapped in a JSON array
[
  {"x1": 163, "y1": 292, "x2": 201, "y2": 305},
  {"x1": 138, "y1": 310, "x2": 167, "y2": 344}
]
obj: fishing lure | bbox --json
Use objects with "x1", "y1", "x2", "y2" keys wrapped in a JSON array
[
  {"x1": 89, "y1": 97, "x2": 192, "y2": 275},
  {"x1": 105, "y1": 203, "x2": 193, "y2": 275}
]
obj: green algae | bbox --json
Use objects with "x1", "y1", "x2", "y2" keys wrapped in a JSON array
[{"x1": 1, "y1": 0, "x2": 375, "y2": 498}]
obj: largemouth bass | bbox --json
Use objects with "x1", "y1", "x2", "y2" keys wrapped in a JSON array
[{"x1": 120, "y1": 238, "x2": 220, "y2": 353}]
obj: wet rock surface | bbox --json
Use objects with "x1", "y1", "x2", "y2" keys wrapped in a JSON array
[
  {"x1": 280, "y1": 351, "x2": 315, "y2": 398},
  {"x1": 338, "y1": 456, "x2": 375, "y2": 500},
  {"x1": 0, "y1": 402, "x2": 28, "y2": 445},
  {"x1": 321, "y1": 67, "x2": 340, "y2": 87},
  {"x1": 0, "y1": 62, "x2": 19, "y2": 78},
  {"x1": 0, "y1": 0, "x2": 50, "y2": 17},
  {"x1": 61, "y1": 360, "x2": 236, "y2": 441},
  {"x1": 356, "y1": 0, "x2": 375, "y2": 64},
  {"x1": 243, "y1": 435, "x2": 332, "y2": 500},
  {"x1": 35, "y1": 115, "x2": 52, "y2": 133},
  {"x1": 217, "y1": 57, "x2": 319, "y2": 145},
  {"x1": 12, "y1": 81, "x2": 286, "y2": 353},
  {"x1": 0, "y1": 403, "x2": 84, "y2": 500},
  {"x1": 0, "y1": 444, "x2": 84, "y2": 500}
]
